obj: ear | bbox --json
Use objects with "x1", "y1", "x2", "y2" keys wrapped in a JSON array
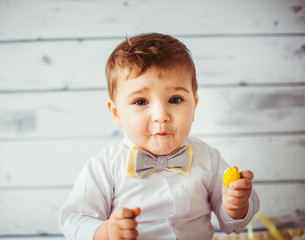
[
  {"x1": 107, "y1": 98, "x2": 122, "y2": 127},
  {"x1": 194, "y1": 95, "x2": 199, "y2": 108},
  {"x1": 192, "y1": 95, "x2": 199, "y2": 122}
]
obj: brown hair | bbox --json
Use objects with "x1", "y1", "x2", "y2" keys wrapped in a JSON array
[{"x1": 105, "y1": 33, "x2": 197, "y2": 100}]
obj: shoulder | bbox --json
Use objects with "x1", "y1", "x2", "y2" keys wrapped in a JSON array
[
  {"x1": 96, "y1": 139, "x2": 128, "y2": 158},
  {"x1": 88, "y1": 139, "x2": 129, "y2": 170},
  {"x1": 186, "y1": 136, "x2": 223, "y2": 170},
  {"x1": 187, "y1": 136, "x2": 220, "y2": 156}
]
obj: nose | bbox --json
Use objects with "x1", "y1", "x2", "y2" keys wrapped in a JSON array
[{"x1": 151, "y1": 103, "x2": 170, "y2": 123}]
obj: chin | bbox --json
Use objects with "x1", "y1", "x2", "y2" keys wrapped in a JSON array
[{"x1": 149, "y1": 146, "x2": 177, "y2": 156}]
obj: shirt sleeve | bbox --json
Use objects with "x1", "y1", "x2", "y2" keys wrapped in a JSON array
[
  {"x1": 218, "y1": 189, "x2": 260, "y2": 234},
  {"x1": 208, "y1": 147, "x2": 260, "y2": 234},
  {"x1": 58, "y1": 154, "x2": 114, "y2": 240}
]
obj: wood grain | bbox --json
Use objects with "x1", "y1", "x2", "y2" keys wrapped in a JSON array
[
  {"x1": 0, "y1": 188, "x2": 68, "y2": 235},
  {"x1": 0, "y1": 237, "x2": 64, "y2": 240},
  {"x1": 0, "y1": 0, "x2": 304, "y2": 40},
  {"x1": 0, "y1": 37, "x2": 304, "y2": 91}
]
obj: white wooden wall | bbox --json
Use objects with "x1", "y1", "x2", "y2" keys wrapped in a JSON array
[{"x1": 0, "y1": 0, "x2": 305, "y2": 239}]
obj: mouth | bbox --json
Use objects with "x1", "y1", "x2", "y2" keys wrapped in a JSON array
[{"x1": 154, "y1": 132, "x2": 170, "y2": 136}]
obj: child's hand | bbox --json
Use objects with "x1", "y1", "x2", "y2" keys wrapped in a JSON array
[
  {"x1": 94, "y1": 207, "x2": 141, "y2": 240},
  {"x1": 222, "y1": 169, "x2": 253, "y2": 219}
]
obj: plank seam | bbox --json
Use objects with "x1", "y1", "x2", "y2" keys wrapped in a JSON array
[
  {"x1": 0, "y1": 180, "x2": 304, "y2": 190},
  {"x1": 0, "y1": 234, "x2": 63, "y2": 238},
  {"x1": 1, "y1": 82, "x2": 305, "y2": 94},
  {"x1": 1, "y1": 131, "x2": 305, "y2": 142},
  {"x1": 253, "y1": 180, "x2": 305, "y2": 185},
  {"x1": 195, "y1": 131, "x2": 305, "y2": 138},
  {"x1": 1, "y1": 32, "x2": 305, "y2": 44},
  {"x1": 0, "y1": 227, "x2": 284, "y2": 237}
]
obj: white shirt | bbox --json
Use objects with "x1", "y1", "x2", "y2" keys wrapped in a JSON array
[{"x1": 59, "y1": 136, "x2": 259, "y2": 240}]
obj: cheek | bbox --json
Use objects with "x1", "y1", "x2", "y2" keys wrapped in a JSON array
[
  {"x1": 181, "y1": 121, "x2": 193, "y2": 136},
  {"x1": 178, "y1": 111, "x2": 195, "y2": 133},
  {"x1": 122, "y1": 114, "x2": 147, "y2": 134},
  {"x1": 179, "y1": 107, "x2": 195, "y2": 123}
]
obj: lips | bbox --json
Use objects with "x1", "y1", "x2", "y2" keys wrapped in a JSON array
[
  {"x1": 156, "y1": 132, "x2": 168, "y2": 136},
  {"x1": 150, "y1": 126, "x2": 174, "y2": 136},
  {"x1": 153, "y1": 131, "x2": 173, "y2": 136}
]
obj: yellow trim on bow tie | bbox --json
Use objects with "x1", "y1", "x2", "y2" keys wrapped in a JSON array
[
  {"x1": 127, "y1": 146, "x2": 156, "y2": 178},
  {"x1": 165, "y1": 144, "x2": 192, "y2": 175},
  {"x1": 126, "y1": 146, "x2": 137, "y2": 177},
  {"x1": 142, "y1": 168, "x2": 156, "y2": 178},
  {"x1": 126, "y1": 145, "x2": 192, "y2": 178}
]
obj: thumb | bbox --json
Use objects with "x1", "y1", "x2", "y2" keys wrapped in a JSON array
[{"x1": 131, "y1": 207, "x2": 141, "y2": 217}]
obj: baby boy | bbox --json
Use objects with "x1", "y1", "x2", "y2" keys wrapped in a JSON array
[{"x1": 59, "y1": 33, "x2": 259, "y2": 240}]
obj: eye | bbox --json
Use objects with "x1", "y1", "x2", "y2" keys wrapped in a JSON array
[
  {"x1": 134, "y1": 99, "x2": 148, "y2": 106},
  {"x1": 169, "y1": 96, "x2": 183, "y2": 104}
]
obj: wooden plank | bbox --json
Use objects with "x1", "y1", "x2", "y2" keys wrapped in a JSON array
[
  {"x1": 252, "y1": 184, "x2": 305, "y2": 229},
  {"x1": 0, "y1": 138, "x2": 111, "y2": 187},
  {"x1": 1, "y1": 37, "x2": 304, "y2": 91},
  {"x1": 0, "y1": 0, "x2": 304, "y2": 40},
  {"x1": 192, "y1": 86, "x2": 305, "y2": 135},
  {"x1": 0, "y1": 184, "x2": 304, "y2": 234},
  {"x1": 0, "y1": 135, "x2": 304, "y2": 187},
  {"x1": 0, "y1": 188, "x2": 68, "y2": 235},
  {"x1": 0, "y1": 91, "x2": 113, "y2": 138},
  {"x1": 201, "y1": 135, "x2": 305, "y2": 182},
  {"x1": 0, "y1": 87, "x2": 304, "y2": 138},
  {"x1": 0, "y1": 40, "x2": 119, "y2": 91},
  {"x1": 0, "y1": 237, "x2": 64, "y2": 240},
  {"x1": 185, "y1": 37, "x2": 305, "y2": 86}
]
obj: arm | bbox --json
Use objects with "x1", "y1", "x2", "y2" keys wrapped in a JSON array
[
  {"x1": 59, "y1": 157, "x2": 114, "y2": 240},
  {"x1": 209, "y1": 149, "x2": 259, "y2": 234}
]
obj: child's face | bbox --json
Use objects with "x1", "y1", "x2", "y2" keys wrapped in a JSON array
[{"x1": 107, "y1": 67, "x2": 198, "y2": 156}]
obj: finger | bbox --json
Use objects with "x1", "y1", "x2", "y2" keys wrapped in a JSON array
[
  {"x1": 115, "y1": 207, "x2": 135, "y2": 219},
  {"x1": 119, "y1": 218, "x2": 138, "y2": 230},
  {"x1": 225, "y1": 187, "x2": 252, "y2": 199},
  {"x1": 131, "y1": 207, "x2": 141, "y2": 217},
  {"x1": 240, "y1": 170, "x2": 254, "y2": 181},
  {"x1": 229, "y1": 178, "x2": 252, "y2": 190},
  {"x1": 223, "y1": 186, "x2": 249, "y2": 201},
  {"x1": 224, "y1": 192, "x2": 250, "y2": 204},
  {"x1": 121, "y1": 229, "x2": 139, "y2": 239},
  {"x1": 223, "y1": 194, "x2": 249, "y2": 209}
]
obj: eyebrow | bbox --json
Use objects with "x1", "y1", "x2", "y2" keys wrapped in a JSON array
[
  {"x1": 172, "y1": 86, "x2": 191, "y2": 93},
  {"x1": 126, "y1": 86, "x2": 190, "y2": 99},
  {"x1": 126, "y1": 87, "x2": 150, "y2": 98}
]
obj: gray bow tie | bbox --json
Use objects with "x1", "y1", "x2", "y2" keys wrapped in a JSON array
[{"x1": 133, "y1": 145, "x2": 192, "y2": 178}]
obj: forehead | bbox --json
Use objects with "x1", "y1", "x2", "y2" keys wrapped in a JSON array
[
  {"x1": 122, "y1": 65, "x2": 192, "y2": 83},
  {"x1": 124, "y1": 66, "x2": 190, "y2": 85}
]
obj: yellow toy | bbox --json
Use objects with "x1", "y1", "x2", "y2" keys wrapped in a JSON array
[{"x1": 223, "y1": 167, "x2": 240, "y2": 188}]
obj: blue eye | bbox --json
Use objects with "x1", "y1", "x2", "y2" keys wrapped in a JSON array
[
  {"x1": 134, "y1": 99, "x2": 148, "y2": 105},
  {"x1": 169, "y1": 97, "x2": 183, "y2": 104}
]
